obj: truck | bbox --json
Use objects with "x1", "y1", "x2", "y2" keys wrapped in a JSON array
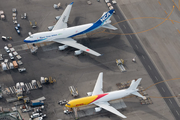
[
  {"x1": 0, "y1": 10, "x2": 5, "y2": 20},
  {"x1": 13, "y1": 61, "x2": 18, "y2": 68},
  {"x1": 31, "y1": 100, "x2": 44, "y2": 107},
  {"x1": 112, "y1": 0, "x2": 117, "y2": 4},
  {"x1": 40, "y1": 77, "x2": 56, "y2": 84}
]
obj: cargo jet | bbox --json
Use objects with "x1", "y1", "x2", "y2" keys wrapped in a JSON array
[
  {"x1": 24, "y1": 2, "x2": 117, "y2": 56},
  {"x1": 65, "y1": 72, "x2": 146, "y2": 118}
]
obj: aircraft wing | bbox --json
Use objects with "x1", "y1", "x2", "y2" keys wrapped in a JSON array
[
  {"x1": 94, "y1": 102, "x2": 127, "y2": 118},
  {"x1": 52, "y1": 38, "x2": 101, "y2": 56},
  {"x1": 92, "y1": 72, "x2": 104, "y2": 96},
  {"x1": 52, "y1": 2, "x2": 74, "y2": 30}
]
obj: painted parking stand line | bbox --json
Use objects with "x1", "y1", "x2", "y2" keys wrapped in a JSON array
[
  {"x1": 142, "y1": 55, "x2": 145, "y2": 59},
  {"x1": 135, "y1": 44, "x2": 138, "y2": 49},
  {"x1": 123, "y1": 25, "x2": 126, "y2": 29},
  {"x1": 129, "y1": 35, "x2": 132, "y2": 39},
  {"x1": 169, "y1": 99, "x2": 172, "y2": 104},
  {"x1": 148, "y1": 65, "x2": 151, "y2": 70},
  {"x1": 155, "y1": 76, "x2": 158, "y2": 81},
  {"x1": 162, "y1": 87, "x2": 165, "y2": 92},
  {"x1": 176, "y1": 110, "x2": 180, "y2": 116}
]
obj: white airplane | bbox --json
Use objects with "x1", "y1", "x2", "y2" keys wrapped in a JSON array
[
  {"x1": 24, "y1": 2, "x2": 117, "y2": 56},
  {"x1": 65, "y1": 72, "x2": 146, "y2": 118}
]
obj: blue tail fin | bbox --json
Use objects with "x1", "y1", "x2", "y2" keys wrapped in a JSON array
[{"x1": 94, "y1": 9, "x2": 114, "y2": 26}]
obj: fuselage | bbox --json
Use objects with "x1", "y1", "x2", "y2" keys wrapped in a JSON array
[
  {"x1": 24, "y1": 9, "x2": 114, "y2": 44},
  {"x1": 65, "y1": 89, "x2": 137, "y2": 108},
  {"x1": 24, "y1": 23, "x2": 97, "y2": 43}
]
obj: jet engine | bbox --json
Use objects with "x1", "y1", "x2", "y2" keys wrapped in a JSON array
[
  {"x1": 87, "y1": 92, "x2": 92, "y2": 96},
  {"x1": 95, "y1": 107, "x2": 102, "y2": 112},
  {"x1": 59, "y1": 45, "x2": 68, "y2": 50},
  {"x1": 47, "y1": 26, "x2": 54, "y2": 31},
  {"x1": 74, "y1": 50, "x2": 83, "y2": 56},
  {"x1": 55, "y1": 16, "x2": 61, "y2": 20}
]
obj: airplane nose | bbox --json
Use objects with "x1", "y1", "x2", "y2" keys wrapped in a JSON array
[{"x1": 24, "y1": 39, "x2": 27, "y2": 43}]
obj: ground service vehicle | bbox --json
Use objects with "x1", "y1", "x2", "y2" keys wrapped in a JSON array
[
  {"x1": 69, "y1": 86, "x2": 78, "y2": 97},
  {"x1": 9, "y1": 53, "x2": 14, "y2": 60},
  {"x1": 4, "y1": 46, "x2": 10, "y2": 53},
  {"x1": 13, "y1": 61, "x2": 18, "y2": 68},
  {"x1": 15, "y1": 27, "x2": 20, "y2": 34},
  {"x1": 18, "y1": 67, "x2": 26, "y2": 72},
  {"x1": 0, "y1": 54, "x2": 3, "y2": 61},
  {"x1": 31, "y1": 100, "x2": 44, "y2": 107},
  {"x1": 29, "y1": 21, "x2": 37, "y2": 28},
  {"x1": 31, "y1": 113, "x2": 42, "y2": 119}
]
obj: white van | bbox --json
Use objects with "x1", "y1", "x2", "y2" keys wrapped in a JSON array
[
  {"x1": 4, "y1": 46, "x2": 10, "y2": 53},
  {"x1": 9, "y1": 53, "x2": 14, "y2": 60},
  {"x1": 31, "y1": 113, "x2": 42, "y2": 119}
]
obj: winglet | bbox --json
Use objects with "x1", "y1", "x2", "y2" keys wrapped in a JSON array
[{"x1": 69, "y1": 2, "x2": 74, "y2": 5}]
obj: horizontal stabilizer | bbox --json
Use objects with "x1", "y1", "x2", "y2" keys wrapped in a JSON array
[
  {"x1": 101, "y1": 23, "x2": 118, "y2": 30},
  {"x1": 131, "y1": 92, "x2": 146, "y2": 100}
]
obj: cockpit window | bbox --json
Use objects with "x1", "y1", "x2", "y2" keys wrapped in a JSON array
[{"x1": 67, "y1": 104, "x2": 70, "y2": 106}]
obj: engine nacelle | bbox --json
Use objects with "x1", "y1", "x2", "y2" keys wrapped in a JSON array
[
  {"x1": 55, "y1": 16, "x2": 61, "y2": 20},
  {"x1": 74, "y1": 50, "x2": 83, "y2": 56},
  {"x1": 87, "y1": 92, "x2": 92, "y2": 96},
  {"x1": 47, "y1": 26, "x2": 54, "y2": 31},
  {"x1": 59, "y1": 45, "x2": 68, "y2": 50},
  {"x1": 95, "y1": 107, "x2": 102, "y2": 112}
]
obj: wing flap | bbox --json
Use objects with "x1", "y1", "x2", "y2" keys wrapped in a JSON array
[
  {"x1": 94, "y1": 102, "x2": 127, "y2": 118},
  {"x1": 52, "y1": 38, "x2": 101, "y2": 56},
  {"x1": 92, "y1": 72, "x2": 104, "y2": 96}
]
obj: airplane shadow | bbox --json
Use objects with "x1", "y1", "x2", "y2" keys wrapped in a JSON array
[
  {"x1": 68, "y1": 16, "x2": 86, "y2": 27},
  {"x1": 124, "y1": 101, "x2": 169, "y2": 120}
]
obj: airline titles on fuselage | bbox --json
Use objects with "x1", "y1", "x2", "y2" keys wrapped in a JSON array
[{"x1": 39, "y1": 33, "x2": 62, "y2": 39}]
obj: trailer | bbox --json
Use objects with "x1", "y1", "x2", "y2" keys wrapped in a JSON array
[
  {"x1": 69, "y1": 86, "x2": 78, "y2": 97},
  {"x1": 37, "y1": 81, "x2": 42, "y2": 89},
  {"x1": 6, "y1": 97, "x2": 18, "y2": 103},
  {"x1": 116, "y1": 59, "x2": 126, "y2": 72}
]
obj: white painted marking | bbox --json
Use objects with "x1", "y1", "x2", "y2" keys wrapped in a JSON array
[
  {"x1": 117, "y1": 15, "x2": 120, "y2": 19},
  {"x1": 155, "y1": 76, "x2": 158, "y2": 81},
  {"x1": 169, "y1": 99, "x2": 172, "y2": 104},
  {"x1": 135, "y1": 44, "x2": 138, "y2": 49},
  {"x1": 148, "y1": 65, "x2": 151, "y2": 70},
  {"x1": 123, "y1": 25, "x2": 126, "y2": 29},
  {"x1": 162, "y1": 87, "x2": 165, "y2": 92},
  {"x1": 142, "y1": 55, "x2": 145, "y2": 59},
  {"x1": 129, "y1": 35, "x2": 132, "y2": 39},
  {"x1": 176, "y1": 110, "x2": 180, "y2": 116}
]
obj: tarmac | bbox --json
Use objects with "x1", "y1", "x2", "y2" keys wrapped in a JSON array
[{"x1": 0, "y1": 0, "x2": 177, "y2": 120}]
